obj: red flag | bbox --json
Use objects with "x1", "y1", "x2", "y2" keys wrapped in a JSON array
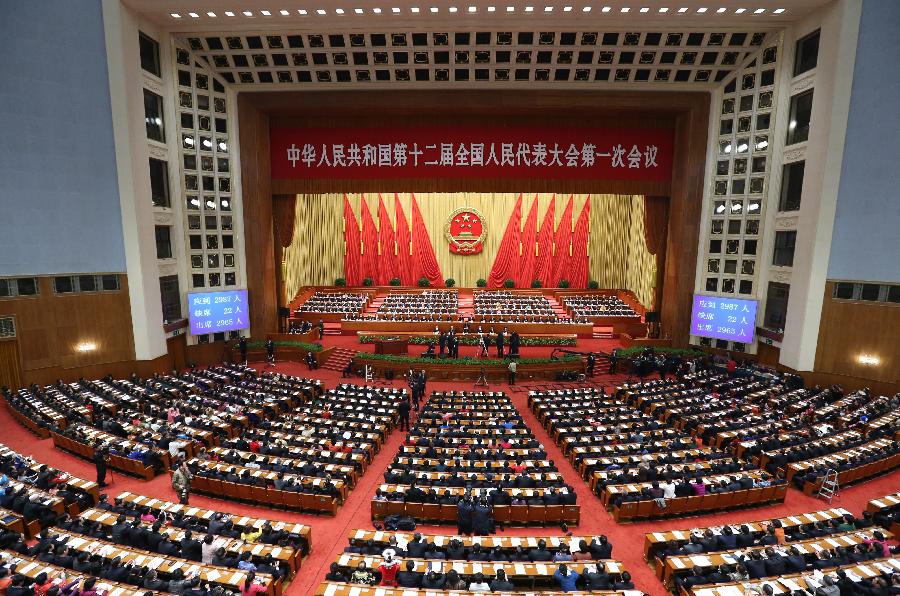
[
  {"x1": 410, "y1": 193, "x2": 443, "y2": 287},
  {"x1": 488, "y1": 193, "x2": 523, "y2": 288},
  {"x1": 394, "y1": 194, "x2": 415, "y2": 285},
  {"x1": 571, "y1": 198, "x2": 591, "y2": 288},
  {"x1": 359, "y1": 197, "x2": 378, "y2": 283},
  {"x1": 534, "y1": 195, "x2": 556, "y2": 287},
  {"x1": 516, "y1": 195, "x2": 539, "y2": 288},
  {"x1": 551, "y1": 195, "x2": 574, "y2": 286},
  {"x1": 342, "y1": 195, "x2": 361, "y2": 285},
  {"x1": 376, "y1": 194, "x2": 399, "y2": 284}
]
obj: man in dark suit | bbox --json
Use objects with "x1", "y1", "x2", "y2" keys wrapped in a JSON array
[
  {"x1": 496, "y1": 330, "x2": 505, "y2": 357},
  {"x1": 763, "y1": 547, "x2": 787, "y2": 576},
  {"x1": 529, "y1": 539, "x2": 553, "y2": 562},
  {"x1": 396, "y1": 560, "x2": 422, "y2": 588},
  {"x1": 180, "y1": 530, "x2": 202, "y2": 561}
]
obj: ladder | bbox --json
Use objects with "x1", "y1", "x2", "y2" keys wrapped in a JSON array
[
  {"x1": 364, "y1": 365, "x2": 374, "y2": 382},
  {"x1": 818, "y1": 469, "x2": 840, "y2": 503}
]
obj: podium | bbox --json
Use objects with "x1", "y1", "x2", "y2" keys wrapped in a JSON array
[{"x1": 374, "y1": 339, "x2": 408, "y2": 355}]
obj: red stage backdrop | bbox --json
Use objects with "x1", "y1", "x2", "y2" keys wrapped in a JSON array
[{"x1": 271, "y1": 126, "x2": 674, "y2": 181}]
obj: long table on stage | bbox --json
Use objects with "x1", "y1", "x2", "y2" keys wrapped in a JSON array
[{"x1": 341, "y1": 319, "x2": 594, "y2": 338}]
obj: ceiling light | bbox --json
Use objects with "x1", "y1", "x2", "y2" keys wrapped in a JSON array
[
  {"x1": 260, "y1": 10, "x2": 271, "y2": 16},
  {"x1": 735, "y1": 7, "x2": 746, "y2": 13},
  {"x1": 639, "y1": 7, "x2": 649, "y2": 12},
  {"x1": 316, "y1": 9, "x2": 326, "y2": 14},
  {"x1": 430, "y1": 6, "x2": 439, "y2": 11},
  {"x1": 355, "y1": 7, "x2": 364, "y2": 13},
  {"x1": 242, "y1": 10, "x2": 253, "y2": 16},
  {"x1": 506, "y1": 5, "x2": 515, "y2": 10},
  {"x1": 468, "y1": 5, "x2": 477, "y2": 11},
  {"x1": 218, "y1": 141, "x2": 228, "y2": 151},
  {"x1": 75, "y1": 341, "x2": 97, "y2": 353},
  {"x1": 206, "y1": 11, "x2": 217, "y2": 17},
  {"x1": 773, "y1": 8, "x2": 785, "y2": 13},
  {"x1": 723, "y1": 143, "x2": 732, "y2": 153},
  {"x1": 731, "y1": 202, "x2": 742, "y2": 212},
  {"x1": 755, "y1": 139, "x2": 768, "y2": 150},
  {"x1": 448, "y1": 6, "x2": 458, "y2": 12},
  {"x1": 748, "y1": 202, "x2": 760, "y2": 211},
  {"x1": 584, "y1": 6, "x2": 594, "y2": 11},
  {"x1": 544, "y1": 6, "x2": 554, "y2": 12},
  {"x1": 620, "y1": 6, "x2": 630, "y2": 12},
  {"x1": 696, "y1": 7, "x2": 707, "y2": 12},
  {"x1": 678, "y1": 7, "x2": 688, "y2": 12},
  {"x1": 336, "y1": 7, "x2": 346, "y2": 13},
  {"x1": 170, "y1": 12, "x2": 181, "y2": 18},
  {"x1": 525, "y1": 6, "x2": 534, "y2": 11},
  {"x1": 188, "y1": 12, "x2": 199, "y2": 18},
  {"x1": 754, "y1": 8, "x2": 765, "y2": 13},
  {"x1": 788, "y1": 120, "x2": 797, "y2": 131},
  {"x1": 737, "y1": 142, "x2": 748, "y2": 152},
  {"x1": 564, "y1": 6, "x2": 573, "y2": 11},
  {"x1": 658, "y1": 7, "x2": 668, "y2": 12},
  {"x1": 298, "y1": 9, "x2": 308, "y2": 14},
  {"x1": 601, "y1": 6, "x2": 611, "y2": 11},
  {"x1": 487, "y1": 5, "x2": 496, "y2": 11},
  {"x1": 392, "y1": 7, "x2": 400, "y2": 12},
  {"x1": 225, "y1": 11, "x2": 235, "y2": 16},
  {"x1": 717, "y1": 7, "x2": 726, "y2": 12},
  {"x1": 411, "y1": 6, "x2": 420, "y2": 11},
  {"x1": 373, "y1": 7, "x2": 382, "y2": 13},
  {"x1": 280, "y1": 9, "x2": 290, "y2": 15}
]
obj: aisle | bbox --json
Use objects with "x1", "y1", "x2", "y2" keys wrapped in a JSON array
[{"x1": 1, "y1": 363, "x2": 898, "y2": 596}]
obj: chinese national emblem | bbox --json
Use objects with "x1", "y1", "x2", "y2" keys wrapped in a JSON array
[{"x1": 445, "y1": 208, "x2": 486, "y2": 255}]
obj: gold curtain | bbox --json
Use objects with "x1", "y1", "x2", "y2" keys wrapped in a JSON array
[
  {"x1": 281, "y1": 193, "x2": 656, "y2": 308},
  {"x1": 0, "y1": 340, "x2": 22, "y2": 390}
]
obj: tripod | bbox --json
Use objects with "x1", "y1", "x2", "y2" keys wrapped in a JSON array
[{"x1": 474, "y1": 368, "x2": 489, "y2": 388}]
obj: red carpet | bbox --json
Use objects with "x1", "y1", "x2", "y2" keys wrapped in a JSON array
[{"x1": 3, "y1": 339, "x2": 898, "y2": 596}]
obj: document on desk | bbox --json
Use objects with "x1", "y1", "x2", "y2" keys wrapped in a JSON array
[{"x1": 690, "y1": 556, "x2": 712, "y2": 567}]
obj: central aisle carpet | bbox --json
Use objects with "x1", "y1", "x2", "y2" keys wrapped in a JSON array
[{"x1": 1, "y1": 358, "x2": 897, "y2": 596}]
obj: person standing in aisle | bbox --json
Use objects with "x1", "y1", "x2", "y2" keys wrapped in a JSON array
[{"x1": 398, "y1": 397, "x2": 411, "y2": 432}]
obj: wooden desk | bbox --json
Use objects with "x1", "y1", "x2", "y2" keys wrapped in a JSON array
[
  {"x1": 685, "y1": 557, "x2": 900, "y2": 596},
  {"x1": 374, "y1": 339, "x2": 408, "y2": 355},
  {"x1": 0, "y1": 551, "x2": 149, "y2": 596},
  {"x1": 642, "y1": 507, "x2": 852, "y2": 560},
  {"x1": 315, "y1": 580, "x2": 634, "y2": 596},
  {"x1": 116, "y1": 491, "x2": 311, "y2": 551}
]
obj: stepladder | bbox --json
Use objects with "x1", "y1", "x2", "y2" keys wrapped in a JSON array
[{"x1": 818, "y1": 469, "x2": 840, "y2": 503}]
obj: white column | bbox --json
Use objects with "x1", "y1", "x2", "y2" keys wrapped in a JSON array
[
  {"x1": 102, "y1": 0, "x2": 167, "y2": 360},
  {"x1": 779, "y1": 0, "x2": 862, "y2": 370}
]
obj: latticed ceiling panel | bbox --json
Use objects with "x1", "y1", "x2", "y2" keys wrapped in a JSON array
[{"x1": 176, "y1": 28, "x2": 771, "y2": 87}]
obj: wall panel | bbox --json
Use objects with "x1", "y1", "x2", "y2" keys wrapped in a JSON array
[{"x1": 813, "y1": 282, "x2": 898, "y2": 384}]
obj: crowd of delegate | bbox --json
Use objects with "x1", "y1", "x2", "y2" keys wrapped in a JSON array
[
  {"x1": 293, "y1": 292, "x2": 368, "y2": 315},
  {"x1": 561, "y1": 295, "x2": 640, "y2": 319}
]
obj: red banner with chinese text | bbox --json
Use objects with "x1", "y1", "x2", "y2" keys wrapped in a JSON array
[{"x1": 270, "y1": 126, "x2": 674, "y2": 180}]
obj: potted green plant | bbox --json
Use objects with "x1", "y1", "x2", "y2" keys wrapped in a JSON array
[
  {"x1": 362, "y1": 277, "x2": 374, "y2": 286},
  {"x1": 417, "y1": 277, "x2": 431, "y2": 287},
  {"x1": 558, "y1": 279, "x2": 571, "y2": 288},
  {"x1": 335, "y1": 277, "x2": 346, "y2": 286},
  {"x1": 503, "y1": 279, "x2": 515, "y2": 289},
  {"x1": 389, "y1": 277, "x2": 401, "y2": 286},
  {"x1": 531, "y1": 279, "x2": 542, "y2": 288},
  {"x1": 476, "y1": 278, "x2": 487, "y2": 288},
  {"x1": 445, "y1": 278, "x2": 456, "y2": 287},
  {"x1": 588, "y1": 280, "x2": 599, "y2": 289}
]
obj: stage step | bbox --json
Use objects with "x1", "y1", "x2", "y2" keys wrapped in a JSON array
[
  {"x1": 592, "y1": 325, "x2": 615, "y2": 339},
  {"x1": 322, "y1": 347, "x2": 358, "y2": 371}
]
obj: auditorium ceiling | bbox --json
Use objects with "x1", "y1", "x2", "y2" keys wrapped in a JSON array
[{"x1": 127, "y1": 0, "x2": 830, "y2": 89}]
